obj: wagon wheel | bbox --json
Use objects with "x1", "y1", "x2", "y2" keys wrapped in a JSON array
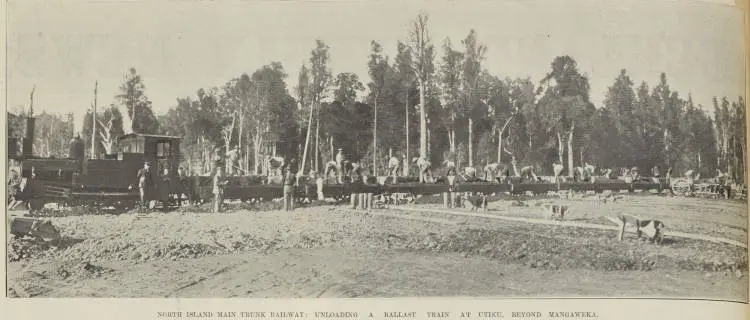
[{"x1": 670, "y1": 178, "x2": 693, "y2": 197}]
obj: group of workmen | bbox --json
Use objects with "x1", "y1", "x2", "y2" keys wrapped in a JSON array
[{"x1": 130, "y1": 142, "x2": 742, "y2": 214}]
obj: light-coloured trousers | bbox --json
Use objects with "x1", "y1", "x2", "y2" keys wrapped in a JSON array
[
  {"x1": 283, "y1": 185, "x2": 295, "y2": 211},
  {"x1": 213, "y1": 191, "x2": 224, "y2": 213}
]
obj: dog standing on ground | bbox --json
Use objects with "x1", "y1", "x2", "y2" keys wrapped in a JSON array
[
  {"x1": 541, "y1": 204, "x2": 569, "y2": 221},
  {"x1": 461, "y1": 192, "x2": 487, "y2": 211},
  {"x1": 608, "y1": 214, "x2": 666, "y2": 244}
]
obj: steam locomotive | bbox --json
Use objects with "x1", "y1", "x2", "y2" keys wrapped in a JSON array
[{"x1": 8, "y1": 114, "x2": 182, "y2": 210}]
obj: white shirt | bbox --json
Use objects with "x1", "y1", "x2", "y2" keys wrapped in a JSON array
[
  {"x1": 335, "y1": 152, "x2": 344, "y2": 165},
  {"x1": 415, "y1": 159, "x2": 431, "y2": 172},
  {"x1": 388, "y1": 157, "x2": 400, "y2": 168},
  {"x1": 443, "y1": 160, "x2": 456, "y2": 169},
  {"x1": 464, "y1": 167, "x2": 477, "y2": 177}
]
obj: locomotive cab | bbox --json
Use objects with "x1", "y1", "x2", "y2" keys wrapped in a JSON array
[{"x1": 115, "y1": 133, "x2": 182, "y2": 197}]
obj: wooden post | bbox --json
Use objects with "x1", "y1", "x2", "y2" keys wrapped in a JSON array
[
  {"x1": 443, "y1": 192, "x2": 449, "y2": 208},
  {"x1": 367, "y1": 193, "x2": 374, "y2": 209},
  {"x1": 358, "y1": 193, "x2": 365, "y2": 210},
  {"x1": 618, "y1": 219, "x2": 626, "y2": 241},
  {"x1": 350, "y1": 193, "x2": 357, "y2": 209}
]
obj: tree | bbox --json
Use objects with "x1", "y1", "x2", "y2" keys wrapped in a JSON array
[
  {"x1": 733, "y1": 97, "x2": 746, "y2": 182},
  {"x1": 394, "y1": 41, "x2": 418, "y2": 165},
  {"x1": 333, "y1": 72, "x2": 364, "y2": 106},
  {"x1": 603, "y1": 69, "x2": 638, "y2": 166},
  {"x1": 296, "y1": 63, "x2": 314, "y2": 172},
  {"x1": 115, "y1": 67, "x2": 160, "y2": 134},
  {"x1": 303, "y1": 40, "x2": 333, "y2": 173},
  {"x1": 84, "y1": 104, "x2": 124, "y2": 156},
  {"x1": 250, "y1": 62, "x2": 296, "y2": 172},
  {"x1": 367, "y1": 41, "x2": 391, "y2": 175},
  {"x1": 461, "y1": 29, "x2": 487, "y2": 167},
  {"x1": 538, "y1": 56, "x2": 592, "y2": 177},
  {"x1": 438, "y1": 38, "x2": 464, "y2": 154},
  {"x1": 406, "y1": 12, "x2": 436, "y2": 159}
]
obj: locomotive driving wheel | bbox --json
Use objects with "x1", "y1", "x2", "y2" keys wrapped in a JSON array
[{"x1": 670, "y1": 178, "x2": 693, "y2": 197}]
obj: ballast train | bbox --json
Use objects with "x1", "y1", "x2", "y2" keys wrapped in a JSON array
[{"x1": 7, "y1": 114, "x2": 671, "y2": 211}]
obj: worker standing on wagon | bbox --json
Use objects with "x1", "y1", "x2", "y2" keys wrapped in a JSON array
[
  {"x1": 442, "y1": 159, "x2": 456, "y2": 174},
  {"x1": 227, "y1": 146, "x2": 240, "y2": 176},
  {"x1": 282, "y1": 165, "x2": 296, "y2": 211},
  {"x1": 213, "y1": 147, "x2": 224, "y2": 170},
  {"x1": 335, "y1": 148, "x2": 345, "y2": 184},
  {"x1": 413, "y1": 157, "x2": 433, "y2": 183},
  {"x1": 484, "y1": 163, "x2": 500, "y2": 182},
  {"x1": 137, "y1": 161, "x2": 154, "y2": 210},
  {"x1": 519, "y1": 165, "x2": 537, "y2": 182}
]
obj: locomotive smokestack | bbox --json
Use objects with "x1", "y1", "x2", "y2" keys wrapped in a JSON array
[
  {"x1": 23, "y1": 115, "x2": 35, "y2": 157},
  {"x1": 22, "y1": 86, "x2": 36, "y2": 158}
]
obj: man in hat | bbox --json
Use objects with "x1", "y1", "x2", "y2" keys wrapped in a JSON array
[
  {"x1": 266, "y1": 155, "x2": 285, "y2": 179},
  {"x1": 413, "y1": 157, "x2": 433, "y2": 183},
  {"x1": 136, "y1": 161, "x2": 154, "y2": 210},
  {"x1": 213, "y1": 165, "x2": 229, "y2": 213},
  {"x1": 226, "y1": 146, "x2": 240, "y2": 176},
  {"x1": 282, "y1": 165, "x2": 297, "y2": 211},
  {"x1": 335, "y1": 148, "x2": 345, "y2": 184},
  {"x1": 484, "y1": 162, "x2": 500, "y2": 182}
]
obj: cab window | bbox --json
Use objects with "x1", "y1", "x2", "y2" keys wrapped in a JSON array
[
  {"x1": 120, "y1": 137, "x2": 145, "y2": 153},
  {"x1": 156, "y1": 141, "x2": 171, "y2": 158}
]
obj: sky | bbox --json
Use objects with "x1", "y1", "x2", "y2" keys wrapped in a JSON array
[{"x1": 5, "y1": 0, "x2": 746, "y2": 119}]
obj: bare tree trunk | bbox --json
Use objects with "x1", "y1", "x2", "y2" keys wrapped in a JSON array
[
  {"x1": 457, "y1": 149, "x2": 461, "y2": 171},
  {"x1": 468, "y1": 117, "x2": 474, "y2": 167},
  {"x1": 580, "y1": 149, "x2": 584, "y2": 167},
  {"x1": 250, "y1": 142, "x2": 258, "y2": 174},
  {"x1": 567, "y1": 124, "x2": 575, "y2": 179},
  {"x1": 329, "y1": 136, "x2": 334, "y2": 162},
  {"x1": 300, "y1": 103, "x2": 314, "y2": 174},
  {"x1": 427, "y1": 124, "x2": 431, "y2": 157},
  {"x1": 91, "y1": 81, "x2": 98, "y2": 159},
  {"x1": 373, "y1": 93, "x2": 379, "y2": 176},
  {"x1": 238, "y1": 110, "x2": 244, "y2": 172},
  {"x1": 254, "y1": 120, "x2": 264, "y2": 174},
  {"x1": 405, "y1": 93, "x2": 410, "y2": 161},
  {"x1": 449, "y1": 129, "x2": 455, "y2": 153},
  {"x1": 557, "y1": 132, "x2": 565, "y2": 172},
  {"x1": 315, "y1": 101, "x2": 320, "y2": 173},
  {"x1": 697, "y1": 153, "x2": 701, "y2": 175},
  {"x1": 418, "y1": 79, "x2": 427, "y2": 159},
  {"x1": 726, "y1": 135, "x2": 733, "y2": 180},
  {"x1": 498, "y1": 129, "x2": 502, "y2": 164},
  {"x1": 741, "y1": 142, "x2": 747, "y2": 183}
]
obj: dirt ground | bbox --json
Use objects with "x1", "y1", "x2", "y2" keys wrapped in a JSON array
[{"x1": 6, "y1": 194, "x2": 748, "y2": 300}]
